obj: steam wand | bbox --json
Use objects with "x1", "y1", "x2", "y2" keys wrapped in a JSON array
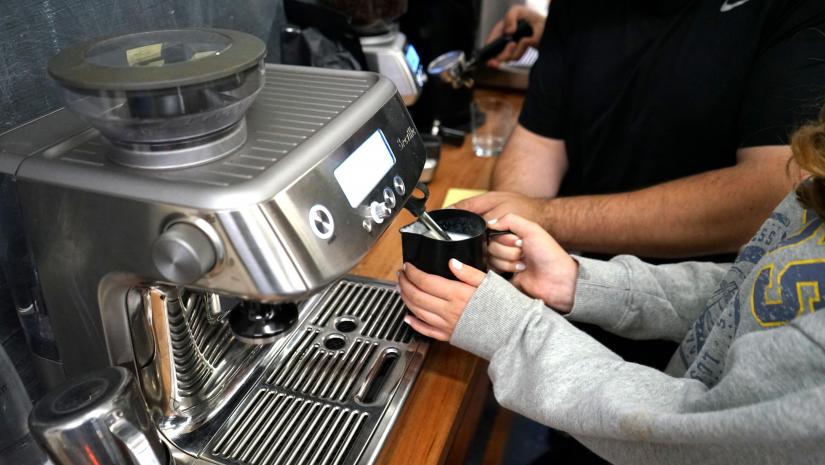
[{"x1": 403, "y1": 183, "x2": 452, "y2": 241}]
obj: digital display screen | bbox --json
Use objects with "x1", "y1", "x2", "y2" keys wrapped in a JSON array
[
  {"x1": 404, "y1": 44, "x2": 421, "y2": 72},
  {"x1": 334, "y1": 130, "x2": 397, "y2": 208}
]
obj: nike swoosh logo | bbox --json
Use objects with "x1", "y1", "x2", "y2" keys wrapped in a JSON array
[{"x1": 720, "y1": 0, "x2": 752, "y2": 12}]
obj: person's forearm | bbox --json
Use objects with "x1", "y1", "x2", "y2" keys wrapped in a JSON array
[
  {"x1": 490, "y1": 125, "x2": 567, "y2": 197},
  {"x1": 453, "y1": 274, "x2": 825, "y2": 465},
  {"x1": 536, "y1": 154, "x2": 794, "y2": 257},
  {"x1": 569, "y1": 256, "x2": 729, "y2": 341}
]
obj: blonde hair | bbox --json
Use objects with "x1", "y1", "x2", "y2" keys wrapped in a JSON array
[{"x1": 791, "y1": 106, "x2": 825, "y2": 219}]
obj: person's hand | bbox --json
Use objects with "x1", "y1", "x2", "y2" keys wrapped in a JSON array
[
  {"x1": 398, "y1": 260, "x2": 486, "y2": 341},
  {"x1": 454, "y1": 191, "x2": 547, "y2": 227},
  {"x1": 487, "y1": 213, "x2": 577, "y2": 313},
  {"x1": 485, "y1": 5, "x2": 546, "y2": 68}
]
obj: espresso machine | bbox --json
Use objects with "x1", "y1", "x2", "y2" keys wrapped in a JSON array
[{"x1": 1, "y1": 28, "x2": 428, "y2": 465}]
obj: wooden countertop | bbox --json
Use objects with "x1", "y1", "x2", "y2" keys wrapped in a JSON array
[{"x1": 352, "y1": 90, "x2": 524, "y2": 465}]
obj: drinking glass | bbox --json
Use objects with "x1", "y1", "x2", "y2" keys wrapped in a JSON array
[{"x1": 470, "y1": 97, "x2": 514, "y2": 157}]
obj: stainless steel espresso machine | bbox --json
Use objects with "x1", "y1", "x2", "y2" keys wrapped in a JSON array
[{"x1": 1, "y1": 28, "x2": 427, "y2": 465}]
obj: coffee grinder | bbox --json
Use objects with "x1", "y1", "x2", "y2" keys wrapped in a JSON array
[
  {"x1": 280, "y1": 0, "x2": 425, "y2": 106},
  {"x1": 278, "y1": 0, "x2": 446, "y2": 181}
]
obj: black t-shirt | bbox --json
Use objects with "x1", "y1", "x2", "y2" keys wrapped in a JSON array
[{"x1": 520, "y1": 0, "x2": 825, "y2": 197}]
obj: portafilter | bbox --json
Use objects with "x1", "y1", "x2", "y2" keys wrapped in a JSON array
[{"x1": 427, "y1": 20, "x2": 533, "y2": 89}]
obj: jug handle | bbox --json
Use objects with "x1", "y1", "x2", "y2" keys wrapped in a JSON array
[
  {"x1": 486, "y1": 229, "x2": 516, "y2": 281},
  {"x1": 487, "y1": 230, "x2": 513, "y2": 239}
]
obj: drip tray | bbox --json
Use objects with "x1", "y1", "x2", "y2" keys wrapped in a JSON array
[{"x1": 203, "y1": 276, "x2": 427, "y2": 465}]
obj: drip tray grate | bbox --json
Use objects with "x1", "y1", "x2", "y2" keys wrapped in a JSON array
[
  {"x1": 265, "y1": 329, "x2": 380, "y2": 402},
  {"x1": 204, "y1": 276, "x2": 427, "y2": 465},
  {"x1": 312, "y1": 281, "x2": 415, "y2": 343},
  {"x1": 210, "y1": 389, "x2": 369, "y2": 465}
]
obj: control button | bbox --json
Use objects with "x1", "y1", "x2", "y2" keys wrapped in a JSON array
[
  {"x1": 393, "y1": 175, "x2": 406, "y2": 196},
  {"x1": 362, "y1": 218, "x2": 373, "y2": 233},
  {"x1": 152, "y1": 222, "x2": 217, "y2": 284},
  {"x1": 383, "y1": 187, "x2": 396, "y2": 208},
  {"x1": 370, "y1": 201, "x2": 392, "y2": 224},
  {"x1": 416, "y1": 68, "x2": 428, "y2": 87},
  {"x1": 309, "y1": 205, "x2": 335, "y2": 240}
]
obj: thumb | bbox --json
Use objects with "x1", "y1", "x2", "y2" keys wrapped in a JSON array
[
  {"x1": 449, "y1": 258, "x2": 486, "y2": 287},
  {"x1": 488, "y1": 213, "x2": 537, "y2": 238}
]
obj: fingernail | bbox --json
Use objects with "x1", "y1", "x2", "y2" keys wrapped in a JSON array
[
  {"x1": 404, "y1": 315, "x2": 413, "y2": 325},
  {"x1": 446, "y1": 204, "x2": 456, "y2": 209},
  {"x1": 515, "y1": 262, "x2": 526, "y2": 272},
  {"x1": 488, "y1": 218, "x2": 498, "y2": 225},
  {"x1": 402, "y1": 263, "x2": 407, "y2": 271},
  {"x1": 450, "y1": 258, "x2": 463, "y2": 270},
  {"x1": 515, "y1": 239, "x2": 523, "y2": 247}
]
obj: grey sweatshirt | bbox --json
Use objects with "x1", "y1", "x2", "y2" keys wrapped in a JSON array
[{"x1": 452, "y1": 192, "x2": 825, "y2": 464}]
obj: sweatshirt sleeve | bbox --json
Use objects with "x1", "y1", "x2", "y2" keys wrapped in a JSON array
[
  {"x1": 451, "y1": 273, "x2": 825, "y2": 465},
  {"x1": 566, "y1": 255, "x2": 729, "y2": 341}
]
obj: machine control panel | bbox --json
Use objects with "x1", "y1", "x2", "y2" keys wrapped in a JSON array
[
  {"x1": 329, "y1": 128, "x2": 411, "y2": 232},
  {"x1": 404, "y1": 42, "x2": 428, "y2": 89},
  {"x1": 260, "y1": 83, "x2": 425, "y2": 293},
  {"x1": 333, "y1": 129, "x2": 396, "y2": 209}
]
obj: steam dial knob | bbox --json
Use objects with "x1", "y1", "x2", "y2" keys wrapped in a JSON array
[
  {"x1": 152, "y1": 222, "x2": 217, "y2": 284},
  {"x1": 370, "y1": 201, "x2": 392, "y2": 224}
]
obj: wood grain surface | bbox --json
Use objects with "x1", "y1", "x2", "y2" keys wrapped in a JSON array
[{"x1": 352, "y1": 89, "x2": 524, "y2": 465}]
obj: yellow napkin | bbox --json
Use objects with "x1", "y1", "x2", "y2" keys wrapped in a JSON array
[{"x1": 441, "y1": 188, "x2": 487, "y2": 208}]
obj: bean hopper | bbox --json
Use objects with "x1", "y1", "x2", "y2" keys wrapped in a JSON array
[{"x1": 2, "y1": 28, "x2": 428, "y2": 465}]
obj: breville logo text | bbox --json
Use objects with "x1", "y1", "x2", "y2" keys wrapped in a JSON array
[{"x1": 396, "y1": 127, "x2": 416, "y2": 151}]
